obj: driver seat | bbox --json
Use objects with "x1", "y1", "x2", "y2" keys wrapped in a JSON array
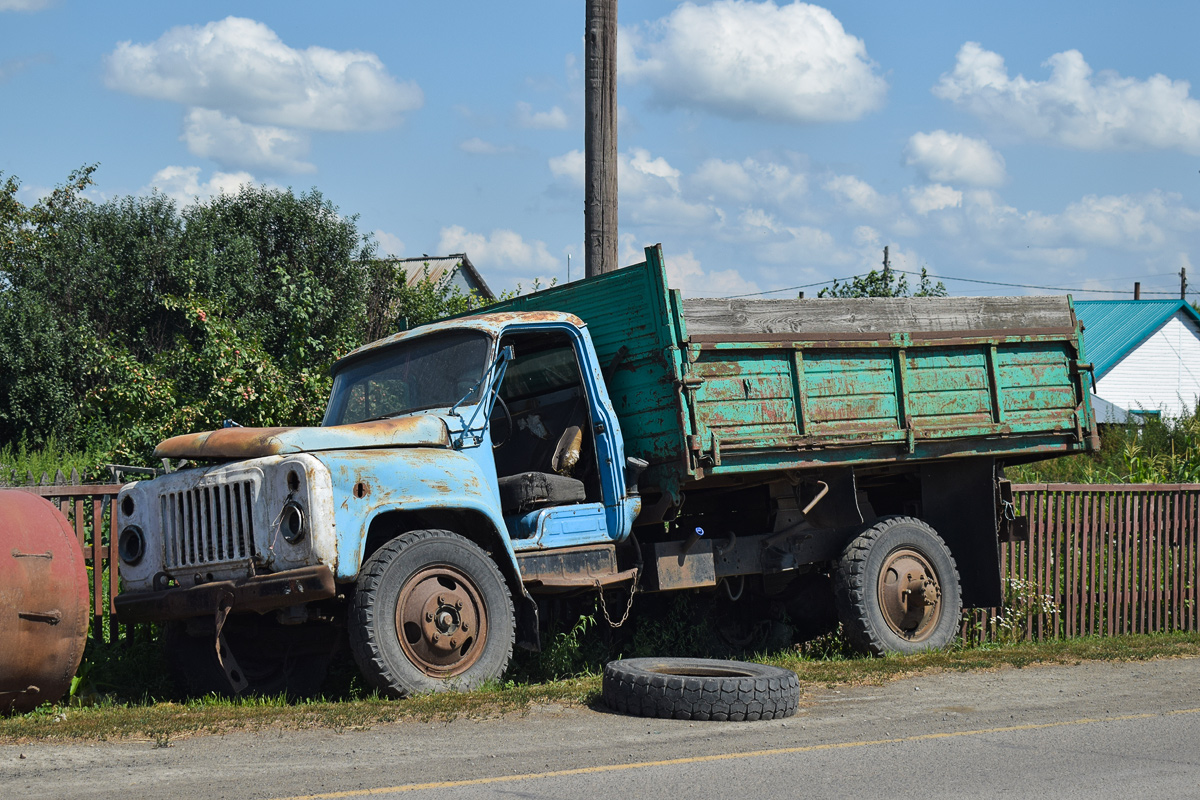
[
  {"x1": 497, "y1": 414, "x2": 589, "y2": 515},
  {"x1": 497, "y1": 470, "x2": 586, "y2": 515}
]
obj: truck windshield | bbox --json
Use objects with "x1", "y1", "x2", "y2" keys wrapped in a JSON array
[{"x1": 323, "y1": 330, "x2": 492, "y2": 426}]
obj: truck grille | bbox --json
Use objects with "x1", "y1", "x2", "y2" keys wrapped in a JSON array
[{"x1": 161, "y1": 482, "x2": 256, "y2": 569}]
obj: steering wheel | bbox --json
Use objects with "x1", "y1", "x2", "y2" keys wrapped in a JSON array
[{"x1": 490, "y1": 395, "x2": 513, "y2": 449}]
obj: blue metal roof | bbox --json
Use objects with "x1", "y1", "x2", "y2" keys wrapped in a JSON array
[{"x1": 1073, "y1": 300, "x2": 1200, "y2": 377}]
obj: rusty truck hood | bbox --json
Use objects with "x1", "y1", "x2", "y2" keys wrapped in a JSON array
[{"x1": 154, "y1": 415, "x2": 451, "y2": 460}]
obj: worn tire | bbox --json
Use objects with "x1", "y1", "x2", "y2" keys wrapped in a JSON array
[
  {"x1": 349, "y1": 530, "x2": 515, "y2": 698},
  {"x1": 602, "y1": 658, "x2": 799, "y2": 721},
  {"x1": 833, "y1": 516, "x2": 962, "y2": 656}
]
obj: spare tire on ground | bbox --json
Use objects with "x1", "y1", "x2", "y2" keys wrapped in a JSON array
[{"x1": 602, "y1": 657, "x2": 799, "y2": 721}]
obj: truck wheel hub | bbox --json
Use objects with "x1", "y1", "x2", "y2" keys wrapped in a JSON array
[
  {"x1": 395, "y1": 565, "x2": 488, "y2": 677},
  {"x1": 878, "y1": 549, "x2": 942, "y2": 641}
]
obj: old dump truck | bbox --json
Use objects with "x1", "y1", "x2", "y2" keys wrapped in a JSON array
[{"x1": 114, "y1": 245, "x2": 1097, "y2": 697}]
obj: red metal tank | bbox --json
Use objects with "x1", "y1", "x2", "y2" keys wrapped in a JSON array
[{"x1": 0, "y1": 490, "x2": 90, "y2": 714}]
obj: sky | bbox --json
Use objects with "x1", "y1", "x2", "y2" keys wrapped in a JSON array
[{"x1": 2, "y1": 0, "x2": 1200, "y2": 301}]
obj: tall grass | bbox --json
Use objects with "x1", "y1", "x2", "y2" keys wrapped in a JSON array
[
  {"x1": 1009, "y1": 405, "x2": 1200, "y2": 484},
  {"x1": 0, "y1": 436, "x2": 117, "y2": 485}
]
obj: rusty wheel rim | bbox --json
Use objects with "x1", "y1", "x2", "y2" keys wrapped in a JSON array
[
  {"x1": 877, "y1": 548, "x2": 943, "y2": 642},
  {"x1": 395, "y1": 565, "x2": 489, "y2": 678}
]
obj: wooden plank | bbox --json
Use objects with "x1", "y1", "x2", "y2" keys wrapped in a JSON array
[
  {"x1": 1172, "y1": 489, "x2": 1182, "y2": 630},
  {"x1": 1106, "y1": 491, "x2": 1115, "y2": 636},
  {"x1": 681, "y1": 295, "x2": 1076, "y2": 337},
  {"x1": 1122, "y1": 490, "x2": 1132, "y2": 635},
  {"x1": 1193, "y1": 492, "x2": 1200, "y2": 632},
  {"x1": 1040, "y1": 489, "x2": 1051, "y2": 639},
  {"x1": 1053, "y1": 490, "x2": 1063, "y2": 639},
  {"x1": 108, "y1": 498, "x2": 120, "y2": 618},
  {"x1": 1065, "y1": 491, "x2": 1076, "y2": 638},
  {"x1": 91, "y1": 500, "x2": 102, "y2": 621},
  {"x1": 1140, "y1": 492, "x2": 1149, "y2": 634},
  {"x1": 1081, "y1": 490, "x2": 1091, "y2": 636},
  {"x1": 73, "y1": 498, "x2": 85, "y2": 550}
]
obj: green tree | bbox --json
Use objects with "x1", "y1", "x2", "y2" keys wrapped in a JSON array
[
  {"x1": 0, "y1": 167, "x2": 508, "y2": 461},
  {"x1": 818, "y1": 248, "x2": 947, "y2": 298}
]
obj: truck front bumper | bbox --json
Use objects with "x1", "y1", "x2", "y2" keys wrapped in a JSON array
[{"x1": 115, "y1": 565, "x2": 337, "y2": 623}]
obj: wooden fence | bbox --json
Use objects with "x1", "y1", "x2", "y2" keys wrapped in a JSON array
[
  {"x1": 7, "y1": 474, "x2": 127, "y2": 646},
  {"x1": 966, "y1": 483, "x2": 1200, "y2": 643},
  {"x1": 7, "y1": 478, "x2": 1200, "y2": 648}
]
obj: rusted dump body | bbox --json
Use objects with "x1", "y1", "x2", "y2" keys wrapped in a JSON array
[
  {"x1": 155, "y1": 414, "x2": 450, "y2": 460},
  {"x1": 474, "y1": 246, "x2": 1097, "y2": 500},
  {"x1": 0, "y1": 491, "x2": 89, "y2": 714}
]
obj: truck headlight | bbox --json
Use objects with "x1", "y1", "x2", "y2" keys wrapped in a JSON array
[
  {"x1": 281, "y1": 501, "x2": 305, "y2": 544},
  {"x1": 119, "y1": 525, "x2": 146, "y2": 565}
]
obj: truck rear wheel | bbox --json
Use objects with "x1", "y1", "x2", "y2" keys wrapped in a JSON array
[
  {"x1": 349, "y1": 530, "x2": 515, "y2": 697},
  {"x1": 833, "y1": 516, "x2": 962, "y2": 656}
]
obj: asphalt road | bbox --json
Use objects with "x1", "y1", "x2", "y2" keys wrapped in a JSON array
[{"x1": 4, "y1": 657, "x2": 1200, "y2": 800}]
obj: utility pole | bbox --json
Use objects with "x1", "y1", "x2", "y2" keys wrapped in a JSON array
[
  {"x1": 585, "y1": 0, "x2": 618, "y2": 277},
  {"x1": 1182, "y1": 267, "x2": 1189, "y2": 300},
  {"x1": 1134, "y1": 281, "x2": 1141, "y2": 300},
  {"x1": 881, "y1": 245, "x2": 891, "y2": 292}
]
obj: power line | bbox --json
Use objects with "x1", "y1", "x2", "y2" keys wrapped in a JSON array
[
  {"x1": 723, "y1": 276, "x2": 863, "y2": 299},
  {"x1": 722, "y1": 268, "x2": 1191, "y2": 299},
  {"x1": 888, "y1": 267, "x2": 1186, "y2": 296}
]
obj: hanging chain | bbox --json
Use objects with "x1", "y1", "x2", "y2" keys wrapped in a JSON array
[{"x1": 596, "y1": 572, "x2": 638, "y2": 628}]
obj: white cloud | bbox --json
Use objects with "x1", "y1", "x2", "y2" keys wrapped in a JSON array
[
  {"x1": 516, "y1": 102, "x2": 569, "y2": 130},
  {"x1": 182, "y1": 108, "x2": 314, "y2": 173},
  {"x1": 141, "y1": 166, "x2": 257, "y2": 206},
  {"x1": 550, "y1": 147, "x2": 682, "y2": 193},
  {"x1": 753, "y1": 223, "x2": 847, "y2": 266},
  {"x1": 822, "y1": 174, "x2": 896, "y2": 216},
  {"x1": 106, "y1": 17, "x2": 422, "y2": 132},
  {"x1": 0, "y1": 0, "x2": 52, "y2": 11},
  {"x1": 459, "y1": 137, "x2": 514, "y2": 155},
  {"x1": 437, "y1": 225, "x2": 558, "y2": 272},
  {"x1": 664, "y1": 249, "x2": 759, "y2": 297},
  {"x1": 627, "y1": 147, "x2": 681, "y2": 193},
  {"x1": 906, "y1": 183, "x2": 963, "y2": 215},
  {"x1": 547, "y1": 146, "x2": 717, "y2": 227},
  {"x1": 952, "y1": 189, "x2": 1200, "y2": 262},
  {"x1": 852, "y1": 225, "x2": 881, "y2": 247},
  {"x1": 906, "y1": 130, "x2": 1006, "y2": 186},
  {"x1": 692, "y1": 157, "x2": 807, "y2": 205},
  {"x1": 621, "y1": 1, "x2": 886, "y2": 123},
  {"x1": 934, "y1": 42, "x2": 1200, "y2": 153},
  {"x1": 374, "y1": 230, "x2": 405, "y2": 258},
  {"x1": 549, "y1": 149, "x2": 584, "y2": 182}
]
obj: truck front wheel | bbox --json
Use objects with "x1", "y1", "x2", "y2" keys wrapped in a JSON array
[
  {"x1": 349, "y1": 529, "x2": 515, "y2": 697},
  {"x1": 833, "y1": 516, "x2": 962, "y2": 656}
]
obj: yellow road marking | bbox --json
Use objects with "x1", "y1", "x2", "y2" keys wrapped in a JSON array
[{"x1": 270, "y1": 707, "x2": 1200, "y2": 799}]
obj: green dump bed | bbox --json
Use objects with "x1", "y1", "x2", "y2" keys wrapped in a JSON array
[{"x1": 478, "y1": 246, "x2": 1097, "y2": 498}]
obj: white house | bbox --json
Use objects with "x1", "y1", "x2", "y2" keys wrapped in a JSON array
[{"x1": 1074, "y1": 299, "x2": 1200, "y2": 418}]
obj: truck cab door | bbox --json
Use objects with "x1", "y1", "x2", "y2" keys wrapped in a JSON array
[{"x1": 490, "y1": 323, "x2": 630, "y2": 550}]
